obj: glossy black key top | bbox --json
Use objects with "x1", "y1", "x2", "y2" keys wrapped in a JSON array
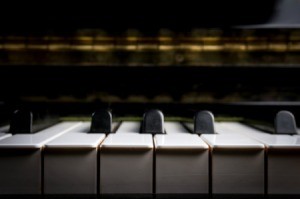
[
  {"x1": 142, "y1": 109, "x2": 164, "y2": 134},
  {"x1": 194, "y1": 110, "x2": 215, "y2": 134},
  {"x1": 90, "y1": 110, "x2": 112, "y2": 133},
  {"x1": 275, "y1": 110, "x2": 298, "y2": 135},
  {"x1": 9, "y1": 109, "x2": 32, "y2": 134}
]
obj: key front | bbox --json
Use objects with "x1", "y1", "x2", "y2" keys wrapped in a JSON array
[
  {"x1": 0, "y1": 122, "x2": 81, "y2": 194},
  {"x1": 155, "y1": 122, "x2": 209, "y2": 194},
  {"x1": 100, "y1": 122, "x2": 153, "y2": 194},
  {"x1": 44, "y1": 110, "x2": 115, "y2": 194},
  {"x1": 186, "y1": 111, "x2": 265, "y2": 195},
  {"x1": 218, "y1": 113, "x2": 300, "y2": 195}
]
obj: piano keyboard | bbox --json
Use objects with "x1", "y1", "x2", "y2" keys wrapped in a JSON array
[{"x1": 0, "y1": 110, "x2": 299, "y2": 197}]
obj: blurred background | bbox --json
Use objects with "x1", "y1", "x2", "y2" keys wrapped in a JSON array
[{"x1": 0, "y1": 0, "x2": 300, "y2": 123}]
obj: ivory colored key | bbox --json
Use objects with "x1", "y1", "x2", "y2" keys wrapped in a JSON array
[
  {"x1": 201, "y1": 134, "x2": 265, "y2": 195},
  {"x1": 219, "y1": 121, "x2": 300, "y2": 195},
  {"x1": 0, "y1": 122, "x2": 81, "y2": 194},
  {"x1": 100, "y1": 122, "x2": 153, "y2": 194},
  {"x1": 163, "y1": 122, "x2": 189, "y2": 134},
  {"x1": 215, "y1": 122, "x2": 242, "y2": 135},
  {"x1": 44, "y1": 110, "x2": 114, "y2": 194},
  {"x1": 155, "y1": 122, "x2": 209, "y2": 194},
  {"x1": 0, "y1": 125, "x2": 11, "y2": 140},
  {"x1": 44, "y1": 124, "x2": 104, "y2": 194},
  {"x1": 115, "y1": 121, "x2": 141, "y2": 134},
  {"x1": 0, "y1": 132, "x2": 11, "y2": 140},
  {"x1": 186, "y1": 111, "x2": 265, "y2": 195}
]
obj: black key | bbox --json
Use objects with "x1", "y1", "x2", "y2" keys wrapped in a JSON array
[
  {"x1": 9, "y1": 109, "x2": 32, "y2": 134},
  {"x1": 142, "y1": 109, "x2": 164, "y2": 134},
  {"x1": 194, "y1": 110, "x2": 215, "y2": 134},
  {"x1": 90, "y1": 110, "x2": 112, "y2": 133},
  {"x1": 275, "y1": 110, "x2": 298, "y2": 135}
]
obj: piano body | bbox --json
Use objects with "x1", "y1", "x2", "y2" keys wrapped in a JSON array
[{"x1": 0, "y1": 1, "x2": 300, "y2": 198}]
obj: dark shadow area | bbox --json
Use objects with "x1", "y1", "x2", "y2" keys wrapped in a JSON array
[{"x1": 0, "y1": 0, "x2": 277, "y2": 32}]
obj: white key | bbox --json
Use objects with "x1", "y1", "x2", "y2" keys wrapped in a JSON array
[
  {"x1": 0, "y1": 122, "x2": 81, "y2": 194},
  {"x1": 0, "y1": 125, "x2": 11, "y2": 140},
  {"x1": 155, "y1": 122, "x2": 209, "y2": 194},
  {"x1": 184, "y1": 123, "x2": 193, "y2": 132},
  {"x1": 184, "y1": 122, "x2": 266, "y2": 194},
  {"x1": 215, "y1": 122, "x2": 239, "y2": 134},
  {"x1": 220, "y1": 122, "x2": 300, "y2": 195},
  {"x1": 115, "y1": 121, "x2": 140, "y2": 133},
  {"x1": 100, "y1": 122, "x2": 153, "y2": 194},
  {"x1": 201, "y1": 133, "x2": 265, "y2": 195},
  {"x1": 164, "y1": 122, "x2": 190, "y2": 134},
  {"x1": 44, "y1": 122, "x2": 116, "y2": 194},
  {"x1": 0, "y1": 133, "x2": 10, "y2": 140}
]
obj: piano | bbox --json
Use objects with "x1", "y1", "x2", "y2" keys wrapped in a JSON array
[{"x1": 0, "y1": 1, "x2": 300, "y2": 198}]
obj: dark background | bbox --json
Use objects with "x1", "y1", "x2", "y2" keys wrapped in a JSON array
[
  {"x1": 0, "y1": 0, "x2": 300, "y2": 124},
  {"x1": 0, "y1": 1, "x2": 276, "y2": 30}
]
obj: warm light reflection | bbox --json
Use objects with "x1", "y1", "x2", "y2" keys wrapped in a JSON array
[
  {"x1": 246, "y1": 44, "x2": 268, "y2": 51},
  {"x1": 3, "y1": 44, "x2": 26, "y2": 50},
  {"x1": 48, "y1": 44, "x2": 69, "y2": 50},
  {"x1": 0, "y1": 35, "x2": 298, "y2": 53},
  {"x1": 268, "y1": 43, "x2": 288, "y2": 52},
  {"x1": 202, "y1": 45, "x2": 223, "y2": 51},
  {"x1": 115, "y1": 45, "x2": 137, "y2": 51},
  {"x1": 158, "y1": 45, "x2": 174, "y2": 51},
  {"x1": 93, "y1": 45, "x2": 114, "y2": 51},
  {"x1": 289, "y1": 42, "x2": 300, "y2": 51}
]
